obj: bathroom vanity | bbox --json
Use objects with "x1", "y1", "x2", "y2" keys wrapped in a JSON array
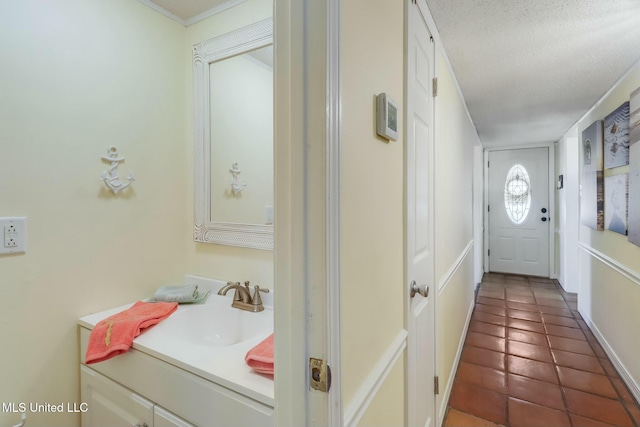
[{"x1": 78, "y1": 276, "x2": 274, "y2": 427}]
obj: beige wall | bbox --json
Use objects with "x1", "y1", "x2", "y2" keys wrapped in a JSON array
[
  {"x1": 341, "y1": 0, "x2": 405, "y2": 424},
  {"x1": 569, "y1": 65, "x2": 640, "y2": 392},
  {"x1": 184, "y1": 0, "x2": 274, "y2": 288},
  {"x1": 433, "y1": 49, "x2": 480, "y2": 419},
  {"x1": 0, "y1": 1, "x2": 187, "y2": 425}
]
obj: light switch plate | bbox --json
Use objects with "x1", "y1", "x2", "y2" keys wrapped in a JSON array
[{"x1": 0, "y1": 217, "x2": 26, "y2": 255}]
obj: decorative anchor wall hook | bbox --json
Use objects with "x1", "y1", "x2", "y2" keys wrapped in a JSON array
[
  {"x1": 230, "y1": 162, "x2": 246, "y2": 194},
  {"x1": 101, "y1": 146, "x2": 135, "y2": 194}
]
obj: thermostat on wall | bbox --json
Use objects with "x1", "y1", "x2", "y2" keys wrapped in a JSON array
[{"x1": 376, "y1": 93, "x2": 399, "y2": 141}]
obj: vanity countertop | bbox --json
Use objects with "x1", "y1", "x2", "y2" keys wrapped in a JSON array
[{"x1": 78, "y1": 282, "x2": 274, "y2": 407}]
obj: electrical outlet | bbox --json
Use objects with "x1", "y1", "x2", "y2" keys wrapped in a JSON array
[
  {"x1": 4, "y1": 225, "x2": 17, "y2": 247},
  {"x1": 265, "y1": 205, "x2": 274, "y2": 225},
  {"x1": 0, "y1": 217, "x2": 26, "y2": 255}
]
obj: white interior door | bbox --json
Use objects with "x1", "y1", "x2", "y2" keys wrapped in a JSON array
[
  {"x1": 488, "y1": 148, "x2": 550, "y2": 277},
  {"x1": 406, "y1": 2, "x2": 436, "y2": 426}
]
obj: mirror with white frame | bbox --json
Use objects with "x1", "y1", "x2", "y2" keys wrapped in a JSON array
[{"x1": 193, "y1": 18, "x2": 273, "y2": 250}]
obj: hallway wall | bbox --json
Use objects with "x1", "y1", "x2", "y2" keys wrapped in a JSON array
[
  {"x1": 558, "y1": 62, "x2": 640, "y2": 400},
  {"x1": 434, "y1": 48, "x2": 482, "y2": 424}
]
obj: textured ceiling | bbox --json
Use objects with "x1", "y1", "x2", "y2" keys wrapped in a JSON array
[{"x1": 425, "y1": 0, "x2": 640, "y2": 147}]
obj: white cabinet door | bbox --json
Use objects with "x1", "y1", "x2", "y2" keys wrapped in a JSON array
[
  {"x1": 154, "y1": 406, "x2": 196, "y2": 427},
  {"x1": 81, "y1": 365, "x2": 154, "y2": 427}
]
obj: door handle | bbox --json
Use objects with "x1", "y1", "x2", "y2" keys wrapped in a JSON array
[
  {"x1": 541, "y1": 217, "x2": 548, "y2": 222},
  {"x1": 410, "y1": 280, "x2": 430, "y2": 298}
]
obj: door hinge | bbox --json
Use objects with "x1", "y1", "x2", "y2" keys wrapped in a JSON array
[
  {"x1": 432, "y1": 78, "x2": 438, "y2": 97},
  {"x1": 487, "y1": 161, "x2": 490, "y2": 168},
  {"x1": 488, "y1": 205, "x2": 490, "y2": 212},
  {"x1": 434, "y1": 376, "x2": 440, "y2": 395},
  {"x1": 310, "y1": 358, "x2": 332, "y2": 392},
  {"x1": 488, "y1": 249, "x2": 490, "y2": 256}
]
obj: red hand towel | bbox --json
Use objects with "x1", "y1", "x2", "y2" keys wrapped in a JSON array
[
  {"x1": 85, "y1": 301, "x2": 178, "y2": 364},
  {"x1": 245, "y1": 333, "x2": 274, "y2": 375}
]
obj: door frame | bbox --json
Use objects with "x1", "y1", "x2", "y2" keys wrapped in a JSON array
[
  {"x1": 273, "y1": 0, "x2": 342, "y2": 424},
  {"x1": 483, "y1": 143, "x2": 556, "y2": 278}
]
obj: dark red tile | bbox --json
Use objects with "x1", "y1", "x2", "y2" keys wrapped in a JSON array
[
  {"x1": 461, "y1": 346, "x2": 505, "y2": 371},
  {"x1": 507, "y1": 318, "x2": 546, "y2": 334},
  {"x1": 624, "y1": 402, "x2": 640, "y2": 426},
  {"x1": 536, "y1": 296, "x2": 567, "y2": 308},
  {"x1": 507, "y1": 328, "x2": 548, "y2": 347},
  {"x1": 551, "y1": 349, "x2": 605, "y2": 375},
  {"x1": 507, "y1": 309, "x2": 542, "y2": 322},
  {"x1": 469, "y1": 320, "x2": 505, "y2": 338},
  {"x1": 507, "y1": 288, "x2": 533, "y2": 297},
  {"x1": 600, "y1": 359, "x2": 620, "y2": 378},
  {"x1": 508, "y1": 341, "x2": 553, "y2": 363},
  {"x1": 507, "y1": 355, "x2": 558, "y2": 384},
  {"x1": 479, "y1": 290, "x2": 505, "y2": 300},
  {"x1": 542, "y1": 314, "x2": 579, "y2": 328},
  {"x1": 548, "y1": 335, "x2": 594, "y2": 356},
  {"x1": 507, "y1": 374, "x2": 565, "y2": 410},
  {"x1": 508, "y1": 397, "x2": 570, "y2": 427},
  {"x1": 564, "y1": 388, "x2": 633, "y2": 426},
  {"x1": 449, "y1": 382, "x2": 507, "y2": 425},
  {"x1": 533, "y1": 291, "x2": 564, "y2": 301},
  {"x1": 456, "y1": 362, "x2": 506, "y2": 393},
  {"x1": 557, "y1": 366, "x2": 617, "y2": 399},
  {"x1": 538, "y1": 305, "x2": 574, "y2": 317},
  {"x1": 506, "y1": 294, "x2": 536, "y2": 304},
  {"x1": 545, "y1": 323, "x2": 587, "y2": 340},
  {"x1": 466, "y1": 332, "x2": 506, "y2": 353},
  {"x1": 611, "y1": 377, "x2": 636, "y2": 404},
  {"x1": 507, "y1": 301, "x2": 539, "y2": 312},
  {"x1": 475, "y1": 303, "x2": 506, "y2": 317},
  {"x1": 505, "y1": 274, "x2": 528, "y2": 282},
  {"x1": 473, "y1": 311, "x2": 506, "y2": 326},
  {"x1": 570, "y1": 414, "x2": 619, "y2": 427},
  {"x1": 477, "y1": 297, "x2": 505, "y2": 307}
]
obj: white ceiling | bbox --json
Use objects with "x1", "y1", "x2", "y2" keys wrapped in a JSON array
[{"x1": 145, "y1": 0, "x2": 640, "y2": 147}]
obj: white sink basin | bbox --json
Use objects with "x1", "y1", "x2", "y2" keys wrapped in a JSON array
[{"x1": 155, "y1": 295, "x2": 273, "y2": 347}]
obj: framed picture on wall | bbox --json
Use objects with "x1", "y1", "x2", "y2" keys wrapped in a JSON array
[
  {"x1": 628, "y1": 87, "x2": 640, "y2": 246},
  {"x1": 605, "y1": 174, "x2": 629, "y2": 235},
  {"x1": 604, "y1": 101, "x2": 630, "y2": 169},
  {"x1": 581, "y1": 120, "x2": 604, "y2": 230}
]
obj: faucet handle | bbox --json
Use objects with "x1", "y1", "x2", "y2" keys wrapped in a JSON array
[{"x1": 251, "y1": 286, "x2": 270, "y2": 311}]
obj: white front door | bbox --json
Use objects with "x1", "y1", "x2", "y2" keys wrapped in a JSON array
[
  {"x1": 406, "y1": 2, "x2": 436, "y2": 426},
  {"x1": 488, "y1": 148, "x2": 550, "y2": 277}
]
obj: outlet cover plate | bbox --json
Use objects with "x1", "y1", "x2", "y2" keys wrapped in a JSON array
[{"x1": 0, "y1": 217, "x2": 26, "y2": 255}]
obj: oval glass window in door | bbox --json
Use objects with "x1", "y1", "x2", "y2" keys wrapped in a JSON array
[{"x1": 504, "y1": 164, "x2": 531, "y2": 225}]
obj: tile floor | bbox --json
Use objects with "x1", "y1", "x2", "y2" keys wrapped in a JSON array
[{"x1": 443, "y1": 273, "x2": 640, "y2": 427}]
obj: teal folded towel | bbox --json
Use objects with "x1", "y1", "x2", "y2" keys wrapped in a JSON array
[{"x1": 149, "y1": 284, "x2": 210, "y2": 303}]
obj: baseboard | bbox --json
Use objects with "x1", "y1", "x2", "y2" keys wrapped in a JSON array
[
  {"x1": 343, "y1": 329, "x2": 408, "y2": 427},
  {"x1": 581, "y1": 312, "x2": 640, "y2": 404},
  {"x1": 438, "y1": 296, "x2": 475, "y2": 427}
]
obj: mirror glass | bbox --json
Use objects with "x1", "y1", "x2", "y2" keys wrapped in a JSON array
[
  {"x1": 193, "y1": 18, "x2": 273, "y2": 250},
  {"x1": 209, "y1": 46, "x2": 273, "y2": 224}
]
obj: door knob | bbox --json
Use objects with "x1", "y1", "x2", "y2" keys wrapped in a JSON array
[
  {"x1": 541, "y1": 217, "x2": 548, "y2": 222},
  {"x1": 541, "y1": 207, "x2": 547, "y2": 213},
  {"x1": 410, "y1": 280, "x2": 430, "y2": 298}
]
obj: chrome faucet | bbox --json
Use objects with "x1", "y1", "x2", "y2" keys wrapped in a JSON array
[{"x1": 217, "y1": 281, "x2": 269, "y2": 312}]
